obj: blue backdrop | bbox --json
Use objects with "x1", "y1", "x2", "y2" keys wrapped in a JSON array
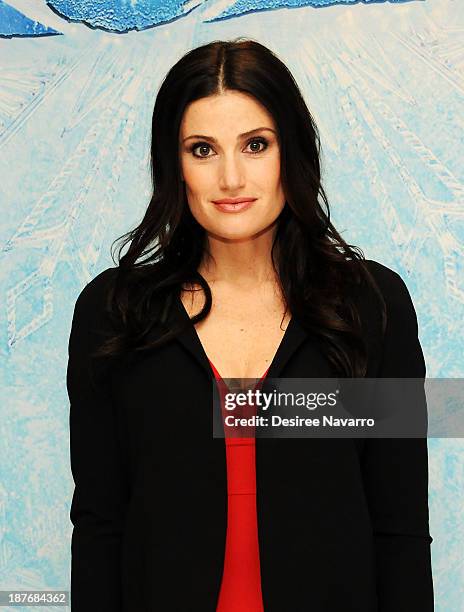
[{"x1": 0, "y1": 0, "x2": 463, "y2": 609}]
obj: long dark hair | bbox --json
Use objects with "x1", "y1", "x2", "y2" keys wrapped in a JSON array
[{"x1": 94, "y1": 37, "x2": 386, "y2": 378}]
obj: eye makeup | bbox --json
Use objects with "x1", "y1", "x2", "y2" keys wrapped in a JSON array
[{"x1": 188, "y1": 136, "x2": 270, "y2": 159}]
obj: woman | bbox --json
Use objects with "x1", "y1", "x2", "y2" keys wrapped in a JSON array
[{"x1": 67, "y1": 38, "x2": 434, "y2": 611}]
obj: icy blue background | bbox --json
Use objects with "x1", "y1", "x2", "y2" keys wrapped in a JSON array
[{"x1": 0, "y1": 0, "x2": 463, "y2": 610}]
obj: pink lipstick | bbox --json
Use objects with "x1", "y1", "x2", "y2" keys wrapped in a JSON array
[{"x1": 212, "y1": 197, "x2": 257, "y2": 213}]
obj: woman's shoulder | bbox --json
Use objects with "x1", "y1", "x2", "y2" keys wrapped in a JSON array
[
  {"x1": 361, "y1": 258, "x2": 417, "y2": 310},
  {"x1": 358, "y1": 259, "x2": 422, "y2": 354},
  {"x1": 73, "y1": 260, "x2": 417, "y2": 327},
  {"x1": 73, "y1": 267, "x2": 118, "y2": 314},
  {"x1": 363, "y1": 258, "x2": 408, "y2": 289}
]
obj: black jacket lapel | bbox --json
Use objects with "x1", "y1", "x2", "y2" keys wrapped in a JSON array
[{"x1": 170, "y1": 292, "x2": 310, "y2": 381}]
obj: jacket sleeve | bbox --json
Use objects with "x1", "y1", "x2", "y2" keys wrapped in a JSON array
[
  {"x1": 361, "y1": 264, "x2": 434, "y2": 611},
  {"x1": 67, "y1": 268, "x2": 129, "y2": 611}
]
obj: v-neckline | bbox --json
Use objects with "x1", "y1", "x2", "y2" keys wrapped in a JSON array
[
  {"x1": 209, "y1": 357, "x2": 270, "y2": 384},
  {"x1": 176, "y1": 292, "x2": 294, "y2": 381},
  {"x1": 171, "y1": 290, "x2": 315, "y2": 384}
]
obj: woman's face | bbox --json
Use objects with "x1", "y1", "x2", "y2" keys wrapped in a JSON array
[{"x1": 178, "y1": 91, "x2": 286, "y2": 240}]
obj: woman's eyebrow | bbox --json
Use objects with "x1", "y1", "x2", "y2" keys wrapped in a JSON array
[{"x1": 182, "y1": 127, "x2": 276, "y2": 144}]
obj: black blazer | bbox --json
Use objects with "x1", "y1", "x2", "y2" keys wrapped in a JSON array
[{"x1": 67, "y1": 259, "x2": 434, "y2": 612}]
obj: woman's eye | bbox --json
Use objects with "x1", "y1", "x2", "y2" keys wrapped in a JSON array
[
  {"x1": 190, "y1": 138, "x2": 268, "y2": 158},
  {"x1": 191, "y1": 143, "x2": 213, "y2": 158},
  {"x1": 247, "y1": 138, "x2": 268, "y2": 154}
]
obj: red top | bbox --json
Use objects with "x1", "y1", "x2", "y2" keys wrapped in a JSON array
[{"x1": 209, "y1": 359, "x2": 269, "y2": 612}]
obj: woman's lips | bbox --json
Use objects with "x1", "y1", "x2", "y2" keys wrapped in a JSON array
[{"x1": 212, "y1": 198, "x2": 257, "y2": 213}]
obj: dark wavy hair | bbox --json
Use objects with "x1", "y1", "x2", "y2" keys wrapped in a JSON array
[{"x1": 93, "y1": 37, "x2": 386, "y2": 378}]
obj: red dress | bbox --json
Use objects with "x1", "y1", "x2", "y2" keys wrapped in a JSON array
[{"x1": 209, "y1": 359, "x2": 269, "y2": 612}]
